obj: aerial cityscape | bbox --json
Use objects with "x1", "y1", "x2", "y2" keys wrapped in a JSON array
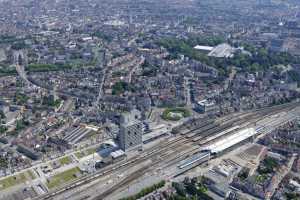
[{"x1": 0, "y1": 0, "x2": 300, "y2": 199}]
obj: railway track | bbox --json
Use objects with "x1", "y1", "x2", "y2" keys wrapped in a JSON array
[
  {"x1": 92, "y1": 141, "x2": 199, "y2": 200},
  {"x1": 56, "y1": 140, "x2": 196, "y2": 200},
  {"x1": 94, "y1": 143, "x2": 209, "y2": 199},
  {"x1": 93, "y1": 104, "x2": 299, "y2": 199},
  {"x1": 39, "y1": 135, "x2": 192, "y2": 200},
  {"x1": 39, "y1": 102, "x2": 300, "y2": 200},
  {"x1": 96, "y1": 103, "x2": 300, "y2": 199},
  {"x1": 93, "y1": 165, "x2": 150, "y2": 200},
  {"x1": 160, "y1": 103, "x2": 300, "y2": 178},
  {"x1": 184, "y1": 102, "x2": 300, "y2": 145}
]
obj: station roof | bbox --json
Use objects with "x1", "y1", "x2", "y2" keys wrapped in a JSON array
[{"x1": 202, "y1": 128, "x2": 256, "y2": 153}]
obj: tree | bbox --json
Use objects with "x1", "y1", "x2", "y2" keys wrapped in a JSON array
[
  {"x1": 0, "y1": 125, "x2": 7, "y2": 134},
  {"x1": 172, "y1": 182, "x2": 187, "y2": 197},
  {"x1": 112, "y1": 81, "x2": 134, "y2": 95},
  {"x1": 186, "y1": 183, "x2": 197, "y2": 195},
  {"x1": 0, "y1": 111, "x2": 5, "y2": 119}
]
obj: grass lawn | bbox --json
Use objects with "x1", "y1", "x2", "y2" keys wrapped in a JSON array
[
  {"x1": 162, "y1": 107, "x2": 190, "y2": 121},
  {"x1": 0, "y1": 170, "x2": 35, "y2": 191},
  {"x1": 59, "y1": 156, "x2": 72, "y2": 165},
  {"x1": 47, "y1": 167, "x2": 82, "y2": 189}
]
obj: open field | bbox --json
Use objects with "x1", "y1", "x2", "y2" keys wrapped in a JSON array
[
  {"x1": 0, "y1": 170, "x2": 36, "y2": 191},
  {"x1": 47, "y1": 167, "x2": 82, "y2": 189},
  {"x1": 59, "y1": 156, "x2": 72, "y2": 165}
]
